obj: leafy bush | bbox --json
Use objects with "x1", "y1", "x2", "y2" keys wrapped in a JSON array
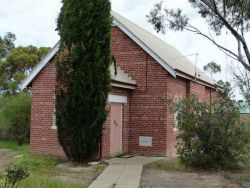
[
  {"x1": 0, "y1": 93, "x2": 31, "y2": 145},
  {"x1": 169, "y1": 92, "x2": 248, "y2": 169},
  {"x1": 5, "y1": 164, "x2": 29, "y2": 188},
  {"x1": 242, "y1": 119, "x2": 250, "y2": 164}
]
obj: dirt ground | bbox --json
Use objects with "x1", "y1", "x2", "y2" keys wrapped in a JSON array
[
  {"x1": 55, "y1": 162, "x2": 107, "y2": 187},
  {"x1": 0, "y1": 148, "x2": 106, "y2": 187},
  {"x1": 140, "y1": 169, "x2": 242, "y2": 188},
  {"x1": 0, "y1": 149, "x2": 15, "y2": 171},
  {"x1": 140, "y1": 157, "x2": 250, "y2": 188}
]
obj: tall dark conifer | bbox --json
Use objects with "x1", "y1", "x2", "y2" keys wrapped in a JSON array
[{"x1": 56, "y1": 0, "x2": 112, "y2": 162}]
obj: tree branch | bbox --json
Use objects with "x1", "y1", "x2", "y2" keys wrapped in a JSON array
[
  {"x1": 187, "y1": 24, "x2": 250, "y2": 71},
  {"x1": 200, "y1": 0, "x2": 250, "y2": 67},
  {"x1": 185, "y1": 24, "x2": 238, "y2": 60}
]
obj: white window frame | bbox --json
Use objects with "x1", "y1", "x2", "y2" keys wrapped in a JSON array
[
  {"x1": 173, "y1": 96, "x2": 181, "y2": 132},
  {"x1": 51, "y1": 93, "x2": 57, "y2": 129},
  {"x1": 108, "y1": 95, "x2": 127, "y2": 103}
]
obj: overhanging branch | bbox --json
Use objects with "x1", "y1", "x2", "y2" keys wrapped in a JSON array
[{"x1": 200, "y1": 0, "x2": 250, "y2": 67}]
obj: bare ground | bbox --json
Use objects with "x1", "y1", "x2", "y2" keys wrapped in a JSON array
[
  {"x1": 140, "y1": 169, "x2": 242, "y2": 188},
  {"x1": 0, "y1": 149, "x2": 15, "y2": 171},
  {"x1": 140, "y1": 158, "x2": 250, "y2": 188},
  {"x1": 55, "y1": 162, "x2": 107, "y2": 187}
]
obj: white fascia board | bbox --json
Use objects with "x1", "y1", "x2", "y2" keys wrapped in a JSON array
[
  {"x1": 20, "y1": 42, "x2": 60, "y2": 90},
  {"x1": 108, "y1": 94, "x2": 127, "y2": 103},
  {"x1": 111, "y1": 82, "x2": 135, "y2": 90},
  {"x1": 113, "y1": 19, "x2": 176, "y2": 78}
]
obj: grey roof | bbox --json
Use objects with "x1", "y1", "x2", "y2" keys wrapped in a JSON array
[{"x1": 21, "y1": 11, "x2": 217, "y2": 90}]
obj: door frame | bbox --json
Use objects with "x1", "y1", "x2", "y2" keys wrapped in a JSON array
[
  {"x1": 108, "y1": 94, "x2": 127, "y2": 156},
  {"x1": 108, "y1": 95, "x2": 127, "y2": 103}
]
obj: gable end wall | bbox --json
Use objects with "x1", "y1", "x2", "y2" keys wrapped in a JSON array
[{"x1": 30, "y1": 26, "x2": 214, "y2": 158}]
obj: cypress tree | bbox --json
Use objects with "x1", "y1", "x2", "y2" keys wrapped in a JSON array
[{"x1": 56, "y1": 0, "x2": 112, "y2": 162}]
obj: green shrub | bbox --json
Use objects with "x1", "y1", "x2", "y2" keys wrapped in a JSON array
[
  {"x1": 5, "y1": 164, "x2": 29, "y2": 188},
  {"x1": 169, "y1": 93, "x2": 248, "y2": 169},
  {"x1": 244, "y1": 122, "x2": 250, "y2": 164},
  {"x1": 0, "y1": 93, "x2": 31, "y2": 145}
]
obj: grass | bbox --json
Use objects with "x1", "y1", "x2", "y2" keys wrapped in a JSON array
[
  {"x1": 0, "y1": 141, "x2": 106, "y2": 188},
  {"x1": 144, "y1": 158, "x2": 191, "y2": 172},
  {"x1": 0, "y1": 141, "x2": 28, "y2": 150}
]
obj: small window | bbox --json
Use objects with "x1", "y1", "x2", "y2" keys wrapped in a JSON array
[
  {"x1": 52, "y1": 109, "x2": 57, "y2": 129},
  {"x1": 51, "y1": 93, "x2": 57, "y2": 129},
  {"x1": 173, "y1": 111, "x2": 179, "y2": 131},
  {"x1": 173, "y1": 96, "x2": 180, "y2": 132}
]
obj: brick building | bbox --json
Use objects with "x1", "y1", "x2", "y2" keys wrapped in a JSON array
[{"x1": 21, "y1": 11, "x2": 219, "y2": 158}]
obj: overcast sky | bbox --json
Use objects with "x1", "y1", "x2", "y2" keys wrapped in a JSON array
[{"x1": 0, "y1": 0, "x2": 249, "y2": 99}]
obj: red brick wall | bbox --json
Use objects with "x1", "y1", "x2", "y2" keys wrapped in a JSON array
[
  {"x1": 30, "y1": 26, "x2": 216, "y2": 158},
  {"x1": 30, "y1": 56, "x2": 130, "y2": 158},
  {"x1": 30, "y1": 60, "x2": 65, "y2": 157},
  {"x1": 165, "y1": 76, "x2": 187, "y2": 156},
  {"x1": 190, "y1": 81, "x2": 206, "y2": 101},
  {"x1": 112, "y1": 27, "x2": 170, "y2": 156}
]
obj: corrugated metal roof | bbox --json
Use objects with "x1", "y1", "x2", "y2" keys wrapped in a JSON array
[
  {"x1": 21, "y1": 11, "x2": 217, "y2": 90},
  {"x1": 111, "y1": 11, "x2": 216, "y2": 86}
]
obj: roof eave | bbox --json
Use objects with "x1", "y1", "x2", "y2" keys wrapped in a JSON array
[
  {"x1": 20, "y1": 42, "x2": 60, "y2": 90},
  {"x1": 176, "y1": 69, "x2": 219, "y2": 89}
]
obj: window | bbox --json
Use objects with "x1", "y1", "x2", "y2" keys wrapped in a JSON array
[
  {"x1": 173, "y1": 96, "x2": 180, "y2": 132},
  {"x1": 51, "y1": 93, "x2": 57, "y2": 129},
  {"x1": 173, "y1": 111, "x2": 179, "y2": 131}
]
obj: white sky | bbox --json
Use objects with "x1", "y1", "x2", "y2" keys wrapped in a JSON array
[{"x1": 0, "y1": 0, "x2": 249, "y2": 99}]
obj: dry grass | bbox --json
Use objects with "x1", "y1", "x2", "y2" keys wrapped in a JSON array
[
  {"x1": 0, "y1": 141, "x2": 107, "y2": 188},
  {"x1": 144, "y1": 158, "x2": 192, "y2": 172}
]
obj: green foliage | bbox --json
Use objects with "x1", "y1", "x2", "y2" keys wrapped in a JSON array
[
  {"x1": 0, "y1": 37, "x2": 51, "y2": 95},
  {"x1": 169, "y1": 90, "x2": 248, "y2": 169},
  {"x1": 56, "y1": 0, "x2": 112, "y2": 162},
  {"x1": 0, "y1": 93, "x2": 31, "y2": 145},
  {"x1": 203, "y1": 61, "x2": 221, "y2": 78},
  {"x1": 0, "y1": 32, "x2": 15, "y2": 60},
  {"x1": 5, "y1": 164, "x2": 29, "y2": 188},
  {"x1": 242, "y1": 116, "x2": 250, "y2": 164},
  {"x1": 147, "y1": 0, "x2": 250, "y2": 36},
  {"x1": 231, "y1": 68, "x2": 250, "y2": 103}
]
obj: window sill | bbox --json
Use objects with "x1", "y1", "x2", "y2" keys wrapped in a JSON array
[
  {"x1": 173, "y1": 127, "x2": 179, "y2": 132},
  {"x1": 51, "y1": 125, "x2": 57, "y2": 130}
]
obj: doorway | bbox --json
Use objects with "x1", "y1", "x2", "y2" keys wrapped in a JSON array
[{"x1": 110, "y1": 103, "x2": 123, "y2": 155}]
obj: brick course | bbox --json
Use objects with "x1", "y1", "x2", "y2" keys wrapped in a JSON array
[{"x1": 29, "y1": 26, "x2": 215, "y2": 158}]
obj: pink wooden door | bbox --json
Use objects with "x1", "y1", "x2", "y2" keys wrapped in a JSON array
[{"x1": 110, "y1": 103, "x2": 123, "y2": 155}]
